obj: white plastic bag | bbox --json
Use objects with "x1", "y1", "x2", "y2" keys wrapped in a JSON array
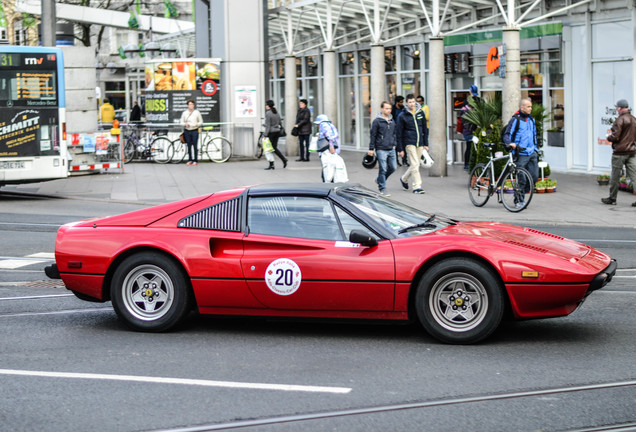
[
  {"x1": 320, "y1": 152, "x2": 336, "y2": 182},
  {"x1": 420, "y1": 148, "x2": 435, "y2": 168},
  {"x1": 333, "y1": 154, "x2": 349, "y2": 183},
  {"x1": 309, "y1": 135, "x2": 319, "y2": 152}
]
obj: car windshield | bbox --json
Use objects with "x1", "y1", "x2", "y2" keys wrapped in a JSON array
[{"x1": 336, "y1": 186, "x2": 452, "y2": 237}]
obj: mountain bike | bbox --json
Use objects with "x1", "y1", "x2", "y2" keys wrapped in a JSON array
[
  {"x1": 122, "y1": 127, "x2": 171, "y2": 164},
  {"x1": 169, "y1": 126, "x2": 232, "y2": 163},
  {"x1": 467, "y1": 139, "x2": 534, "y2": 212}
]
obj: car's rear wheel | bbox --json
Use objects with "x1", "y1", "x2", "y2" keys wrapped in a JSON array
[
  {"x1": 111, "y1": 252, "x2": 192, "y2": 332},
  {"x1": 415, "y1": 258, "x2": 504, "y2": 344}
]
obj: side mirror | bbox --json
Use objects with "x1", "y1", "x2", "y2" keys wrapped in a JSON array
[
  {"x1": 349, "y1": 229, "x2": 378, "y2": 247},
  {"x1": 472, "y1": 136, "x2": 479, "y2": 144}
]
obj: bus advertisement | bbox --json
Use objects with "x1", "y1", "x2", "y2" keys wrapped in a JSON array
[
  {"x1": 0, "y1": 46, "x2": 68, "y2": 186},
  {"x1": 144, "y1": 58, "x2": 221, "y2": 124}
]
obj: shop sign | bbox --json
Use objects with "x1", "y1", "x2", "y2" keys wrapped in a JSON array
[
  {"x1": 144, "y1": 59, "x2": 221, "y2": 124},
  {"x1": 486, "y1": 45, "x2": 506, "y2": 78},
  {"x1": 0, "y1": 108, "x2": 58, "y2": 157}
]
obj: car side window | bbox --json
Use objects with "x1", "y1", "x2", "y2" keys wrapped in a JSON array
[
  {"x1": 248, "y1": 196, "x2": 344, "y2": 241},
  {"x1": 334, "y1": 205, "x2": 378, "y2": 241}
]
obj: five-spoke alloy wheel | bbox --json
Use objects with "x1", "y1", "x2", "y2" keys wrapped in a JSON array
[
  {"x1": 111, "y1": 252, "x2": 192, "y2": 332},
  {"x1": 415, "y1": 258, "x2": 504, "y2": 344}
]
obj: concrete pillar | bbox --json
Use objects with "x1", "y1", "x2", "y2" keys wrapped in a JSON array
[
  {"x1": 41, "y1": 0, "x2": 56, "y2": 47},
  {"x1": 324, "y1": 50, "x2": 338, "y2": 128},
  {"x1": 285, "y1": 55, "x2": 298, "y2": 157},
  {"x1": 370, "y1": 44, "x2": 385, "y2": 121},
  {"x1": 428, "y1": 37, "x2": 446, "y2": 177},
  {"x1": 502, "y1": 28, "x2": 521, "y2": 122}
]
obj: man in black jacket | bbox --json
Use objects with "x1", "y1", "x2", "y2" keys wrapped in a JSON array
[
  {"x1": 368, "y1": 101, "x2": 397, "y2": 196},
  {"x1": 396, "y1": 94, "x2": 428, "y2": 194},
  {"x1": 294, "y1": 99, "x2": 312, "y2": 161}
]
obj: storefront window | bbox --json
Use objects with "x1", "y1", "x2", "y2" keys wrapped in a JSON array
[
  {"x1": 386, "y1": 75, "x2": 397, "y2": 104},
  {"x1": 268, "y1": 61, "x2": 274, "y2": 79},
  {"x1": 359, "y1": 50, "x2": 370, "y2": 74},
  {"x1": 401, "y1": 73, "x2": 420, "y2": 97},
  {"x1": 385, "y1": 47, "x2": 396, "y2": 72},
  {"x1": 340, "y1": 52, "x2": 355, "y2": 75},
  {"x1": 340, "y1": 77, "x2": 356, "y2": 146},
  {"x1": 306, "y1": 78, "x2": 319, "y2": 119},
  {"x1": 520, "y1": 54, "x2": 543, "y2": 88},
  {"x1": 360, "y1": 75, "x2": 371, "y2": 142},
  {"x1": 296, "y1": 58, "x2": 302, "y2": 79},
  {"x1": 306, "y1": 56, "x2": 319, "y2": 77},
  {"x1": 277, "y1": 60, "x2": 285, "y2": 79},
  {"x1": 548, "y1": 51, "x2": 563, "y2": 87},
  {"x1": 401, "y1": 44, "x2": 421, "y2": 70}
]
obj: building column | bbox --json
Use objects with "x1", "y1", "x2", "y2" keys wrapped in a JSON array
[
  {"x1": 502, "y1": 28, "x2": 521, "y2": 122},
  {"x1": 371, "y1": 44, "x2": 385, "y2": 120},
  {"x1": 324, "y1": 50, "x2": 338, "y2": 127},
  {"x1": 285, "y1": 55, "x2": 298, "y2": 157},
  {"x1": 429, "y1": 37, "x2": 446, "y2": 177}
]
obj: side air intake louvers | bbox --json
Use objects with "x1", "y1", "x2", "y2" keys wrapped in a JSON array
[{"x1": 178, "y1": 196, "x2": 242, "y2": 231}]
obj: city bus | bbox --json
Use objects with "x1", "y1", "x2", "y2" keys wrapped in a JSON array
[{"x1": 0, "y1": 46, "x2": 68, "y2": 186}]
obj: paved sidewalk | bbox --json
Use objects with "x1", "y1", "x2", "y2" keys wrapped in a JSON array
[{"x1": 3, "y1": 150, "x2": 636, "y2": 228}]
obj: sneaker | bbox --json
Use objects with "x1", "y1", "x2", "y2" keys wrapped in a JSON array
[
  {"x1": 515, "y1": 201, "x2": 526, "y2": 209},
  {"x1": 412, "y1": 188, "x2": 425, "y2": 194},
  {"x1": 379, "y1": 190, "x2": 391, "y2": 197},
  {"x1": 186, "y1": 161, "x2": 193, "y2": 165},
  {"x1": 601, "y1": 197, "x2": 616, "y2": 205},
  {"x1": 193, "y1": 162, "x2": 198, "y2": 165},
  {"x1": 400, "y1": 178, "x2": 409, "y2": 190},
  {"x1": 632, "y1": 201, "x2": 636, "y2": 207}
]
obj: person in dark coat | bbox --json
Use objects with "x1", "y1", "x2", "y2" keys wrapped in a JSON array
[
  {"x1": 368, "y1": 101, "x2": 397, "y2": 196},
  {"x1": 263, "y1": 100, "x2": 288, "y2": 170},
  {"x1": 130, "y1": 101, "x2": 142, "y2": 123},
  {"x1": 294, "y1": 99, "x2": 312, "y2": 161}
]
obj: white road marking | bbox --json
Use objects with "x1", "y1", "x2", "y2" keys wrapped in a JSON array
[
  {"x1": 0, "y1": 259, "x2": 48, "y2": 269},
  {"x1": 0, "y1": 308, "x2": 111, "y2": 318},
  {"x1": 0, "y1": 369, "x2": 352, "y2": 394},
  {"x1": 27, "y1": 252, "x2": 55, "y2": 259},
  {"x1": 0, "y1": 294, "x2": 74, "y2": 301}
]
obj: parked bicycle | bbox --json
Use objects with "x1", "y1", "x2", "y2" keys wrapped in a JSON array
[
  {"x1": 467, "y1": 137, "x2": 534, "y2": 212},
  {"x1": 169, "y1": 125, "x2": 232, "y2": 163},
  {"x1": 122, "y1": 127, "x2": 171, "y2": 164}
]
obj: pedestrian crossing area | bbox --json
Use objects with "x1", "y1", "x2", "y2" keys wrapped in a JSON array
[{"x1": 0, "y1": 253, "x2": 54, "y2": 270}]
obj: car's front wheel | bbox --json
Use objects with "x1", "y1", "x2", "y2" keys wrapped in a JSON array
[
  {"x1": 111, "y1": 252, "x2": 192, "y2": 332},
  {"x1": 415, "y1": 258, "x2": 504, "y2": 344}
]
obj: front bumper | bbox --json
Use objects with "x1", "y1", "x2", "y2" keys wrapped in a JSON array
[{"x1": 587, "y1": 259, "x2": 617, "y2": 293}]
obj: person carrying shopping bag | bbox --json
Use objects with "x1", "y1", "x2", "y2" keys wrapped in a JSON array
[{"x1": 263, "y1": 100, "x2": 288, "y2": 170}]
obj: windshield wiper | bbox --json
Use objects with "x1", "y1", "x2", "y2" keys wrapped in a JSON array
[{"x1": 398, "y1": 214, "x2": 437, "y2": 234}]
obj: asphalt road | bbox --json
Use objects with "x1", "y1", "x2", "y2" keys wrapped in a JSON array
[{"x1": 1, "y1": 195, "x2": 636, "y2": 432}]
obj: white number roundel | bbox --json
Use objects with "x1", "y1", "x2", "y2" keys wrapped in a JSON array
[{"x1": 265, "y1": 258, "x2": 302, "y2": 296}]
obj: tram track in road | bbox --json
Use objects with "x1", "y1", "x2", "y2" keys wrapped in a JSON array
[{"x1": 141, "y1": 378, "x2": 636, "y2": 432}]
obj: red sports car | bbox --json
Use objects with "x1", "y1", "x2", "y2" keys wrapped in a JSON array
[{"x1": 46, "y1": 183, "x2": 616, "y2": 344}]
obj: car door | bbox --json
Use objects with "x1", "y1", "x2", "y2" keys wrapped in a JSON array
[{"x1": 241, "y1": 195, "x2": 395, "y2": 311}]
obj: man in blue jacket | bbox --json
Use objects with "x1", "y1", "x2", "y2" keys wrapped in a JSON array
[
  {"x1": 397, "y1": 94, "x2": 428, "y2": 194},
  {"x1": 368, "y1": 101, "x2": 397, "y2": 196},
  {"x1": 503, "y1": 98, "x2": 538, "y2": 209}
]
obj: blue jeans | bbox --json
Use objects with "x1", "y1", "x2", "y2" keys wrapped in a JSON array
[
  {"x1": 376, "y1": 149, "x2": 397, "y2": 191},
  {"x1": 515, "y1": 152, "x2": 539, "y2": 201},
  {"x1": 184, "y1": 129, "x2": 199, "y2": 162}
]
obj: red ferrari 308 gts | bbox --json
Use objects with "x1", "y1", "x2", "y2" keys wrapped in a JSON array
[{"x1": 46, "y1": 183, "x2": 616, "y2": 344}]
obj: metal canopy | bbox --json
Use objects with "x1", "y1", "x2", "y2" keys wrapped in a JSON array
[{"x1": 267, "y1": 0, "x2": 593, "y2": 56}]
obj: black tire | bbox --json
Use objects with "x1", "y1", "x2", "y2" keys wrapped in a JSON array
[
  {"x1": 123, "y1": 139, "x2": 136, "y2": 164},
  {"x1": 468, "y1": 164, "x2": 491, "y2": 207},
  {"x1": 150, "y1": 137, "x2": 172, "y2": 164},
  {"x1": 415, "y1": 258, "x2": 504, "y2": 344},
  {"x1": 111, "y1": 252, "x2": 192, "y2": 332},
  {"x1": 206, "y1": 136, "x2": 232, "y2": 163},
  {"x1": 500, "y1": 167, "x2": 534, "y2": 212},
  {"x1": 255, "y1": 135, "x2": 264, "y2": 159}
]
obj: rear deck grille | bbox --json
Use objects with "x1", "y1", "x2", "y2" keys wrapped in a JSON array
[{"x1": 178, "y1": 196, "x2": 242, "y2": 231}]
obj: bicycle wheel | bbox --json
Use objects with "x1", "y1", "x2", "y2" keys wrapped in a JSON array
[
  {"x1": 206, "y1": 136, "x2": 232, "y2": 163},
  {"x1": 500, "y1": 167, "x2": 534, "y2": 212},
  {"x1": 123, "y1": 138, "x2": 136, "y2": 164},
  {"x1": 170, "y1": 140, "x2": 187, "y2": 164},
  {"x1": 468, "y1": 163, "x2": 491, "y2": 207},
  {"x1": 255, "y1": 134, "x2": 264, "y2": 159},
  {"x1": 150, "y1": 137, "x2": 172, "y2": 164}
]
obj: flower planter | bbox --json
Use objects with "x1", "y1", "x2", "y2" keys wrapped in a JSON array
[
  {"x1": 536, "y1": 188, "x2": 546, "y2": 193},
  {"x1": 545, "y1": 187, "x2": 555, "y2": 193},
  {"x1": 597, "y1": 180, "x2": 609, "y2": 186}
]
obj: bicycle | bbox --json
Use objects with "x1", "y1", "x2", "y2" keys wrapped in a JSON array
[
  {"x1": 122, "y1": 127, "x2": 171, "y2": 164},
  {"x1": 254, "y1": 120, "x2": 266, "y2": 159},
  {"x1": 467, "y1": 139, "x2": 534, "y2": 212},
  {"x1": 169, "y1": 125, "x2": 232, "y2": 163}
]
